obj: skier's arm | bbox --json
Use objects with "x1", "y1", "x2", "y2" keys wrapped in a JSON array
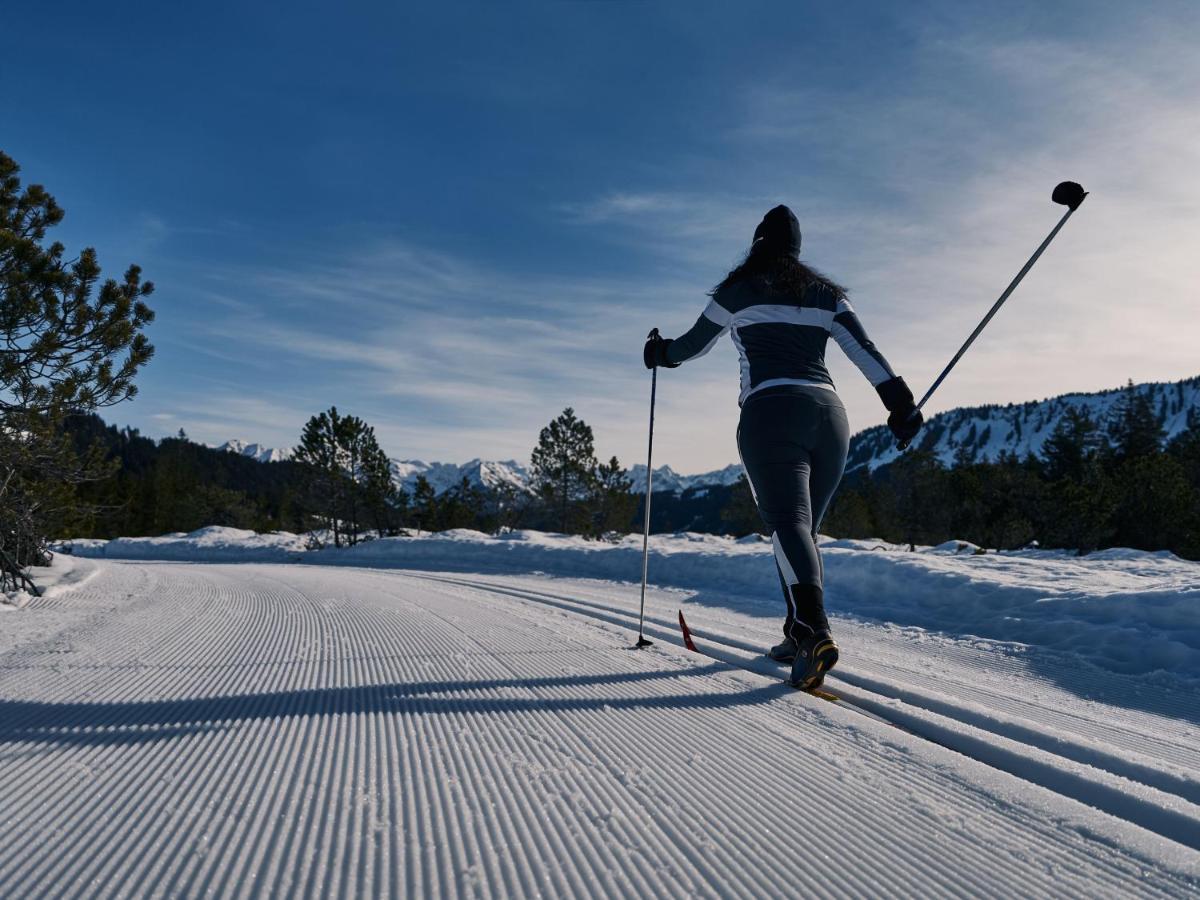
[
  {"x1": 830, "y1": 296, "x2": 896, "y2": 386},
  {"x1": 665, "y1": 299, "x2": 732, "y2": 365},
  {"x1": 831, "y1": 296, "x2": 923, "y2": 442}
]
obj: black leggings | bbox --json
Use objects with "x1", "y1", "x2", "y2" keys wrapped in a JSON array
[{"x1": 737, "y1": 386, "x2": 850, "y2": 620}]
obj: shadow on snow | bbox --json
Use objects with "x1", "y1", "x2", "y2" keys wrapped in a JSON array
[{"x1": 0, "y1": 660, "x2": 791, "y2": 749}]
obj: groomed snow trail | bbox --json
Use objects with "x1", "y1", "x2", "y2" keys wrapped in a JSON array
[{"x1": 1, "y1": 563, "x2": 1197, "y2": 898}]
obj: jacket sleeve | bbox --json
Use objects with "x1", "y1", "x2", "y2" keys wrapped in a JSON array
[
  {"x1": 830, "y1": 296, "x2": 896, "y2": 386},
  {"x1": 665, "y1": 298, "x2": 732, "y2": 365}
]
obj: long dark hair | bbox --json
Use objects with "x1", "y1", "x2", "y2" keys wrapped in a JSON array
[{"x1": 710, "y1": 247, "x2": 846, "y2": 299}]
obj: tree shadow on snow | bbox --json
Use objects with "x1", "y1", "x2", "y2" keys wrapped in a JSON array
[{"x1": 0, "y1": 661, "x2": 792, "y2": 749}]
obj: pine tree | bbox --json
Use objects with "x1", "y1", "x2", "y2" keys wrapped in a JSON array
[
  {"x1": 1041, "y1": 408, "x2": 1100, "y2": 482},
  {"x1": 294, "y1": 408, "x2": 348, "y2": 546},
  {"x1": 439, "y1": 477, "x2": 485, "y2": 530},
  {"x1": 483, "y1": 481, "x2": 531, "y2": 535},
  {"x1": 590, "y1": 456, "x2": 637, "y2": 538},
  {"x1": 1166, "y1": 411, "x2": 1200, "y2": 491},
  {"x1": 883, "y1": 449, "x2": 948, "y2": 550},
  {"x1": 293, "y1": 407, "x2": 397, "y2": 546},
  {"x1": 1107, "y1": 380, "x2": 1164, "y2": 462},
  {"x1": 360, "y1": 439, "x2": 400, "y2": 537},
  {"x1": 1110, "y1": 454, "x2": 1193, "y2": 552},
  {"x1": 410, "y1": 476, "x2": 437, "y2": 535},
  {"x1": 0, "y1": 151, "x2": 156, "y2": 589},
  {"x1": 530, "y1": 407, "x2": 598, "y2": 533}
]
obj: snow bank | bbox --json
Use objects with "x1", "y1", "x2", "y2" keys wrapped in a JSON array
[
  {"x1": 58, "y1": 526, "x2": 311, "y2": 562},
  {"x1": 2, "y1": 554, "x2": 99, "y2": 610},
  {"x1": 55, "y1": 526, "x2": 1199, "y2": 679}
]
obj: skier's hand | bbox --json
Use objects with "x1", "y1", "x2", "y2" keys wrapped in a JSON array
[
  {"x1": 876, "y1": 376, "x2": 922, "y2": 444},
  {"x1": 643, "y1": 332, "x2": 679, "y2": 369},
  {"x1": 888, "y1": 407, "x2": 923, "y2": 444}
]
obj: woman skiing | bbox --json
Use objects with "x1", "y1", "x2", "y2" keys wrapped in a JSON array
[{"x1": 644, "y1": 205, "x2": 923, "y2": 689}]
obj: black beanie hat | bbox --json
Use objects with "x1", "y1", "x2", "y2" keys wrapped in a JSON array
[{"x1": 752, "y1": 205, "x2": 801, "y2": 256}]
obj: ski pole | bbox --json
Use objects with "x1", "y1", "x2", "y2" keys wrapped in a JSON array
[
  {"x1": 634, "y1": 329, "x2": 659, "y2": 649},
  {"x1": 898, "y1": 181, "x2": 1088, "y2": 450}
]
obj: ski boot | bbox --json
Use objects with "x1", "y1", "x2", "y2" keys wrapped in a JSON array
[
  {"x1": 767, "y1": 635, "x2": 798, "y2": 662},
  {"x1": 785, "y1": 584, "x2": 839, "y2": 690},
  {"x1": 768, "y1": 597, "x2": 799, "y2": 661},
  {"x1": 790, "y1": 632, "x2": 839, "y2": 691}
]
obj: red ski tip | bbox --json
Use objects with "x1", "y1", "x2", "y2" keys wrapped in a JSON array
[{"x1": 678, "y1": 609, "x2": 698, "y2": 652}]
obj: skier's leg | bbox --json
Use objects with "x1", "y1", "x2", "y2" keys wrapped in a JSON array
[
  {"x1": 738, "y1": 394, "x2": 823, "y2": 650},
  {"x1": 759, "y1": 468, "x2": 813, "y2": 661},
  {"x1": 807, "y1": 399, "x2": 851, "y2": 577},
  {"x1": 739, "y1": 418, "x2": 800, "y2": 641},
  {"x1": 785, "y1": 397, "x2": 850, "y2": 687}
]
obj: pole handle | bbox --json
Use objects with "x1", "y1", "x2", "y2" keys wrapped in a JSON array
[{"x1": 895, "y1": 407, "x2": 921, "y2": 451}]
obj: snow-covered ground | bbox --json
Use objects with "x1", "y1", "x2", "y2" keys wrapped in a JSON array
[
  {"x1": 59, "y1": 526, "x2": 1200, "y2": 679},
  {"x1": 4, "y1": 530, "x2": 1196, "y2": 896}
]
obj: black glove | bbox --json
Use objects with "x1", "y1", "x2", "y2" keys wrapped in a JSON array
[
  {"x1": 643, "y1": 331, "x2": 678, "y2": 369},
  {"x1": 876, "y1": 376, "x2": 923, "y2": 444},
  {"x1": 888, "y1": 407, "x2": 924, "y2": 444}
]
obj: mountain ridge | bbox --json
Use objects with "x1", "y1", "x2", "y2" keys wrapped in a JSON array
[
  {"x1": 215, "y1": 374, "x2": 1200, "y2": 491},
  {"x1": 846, "y1": 374, "x2": 1200, "y2": 472}
]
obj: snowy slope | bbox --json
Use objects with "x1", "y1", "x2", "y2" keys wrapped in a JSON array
[
  {"x1": 216, "y1": 439, "x2": 292, "y2": 464},
  {"x1": 2, "y1": 559, "x2": 1197, "y2": 896},
  {"x1": 626, "y1": 462, "x2": 744, "y2": 494},
  {"x1": 391, "y1": 458, "x2": 532, "y2": 495},
  {"x1": 846, "y1": 374, "x2": 1200, "y2": 472}
]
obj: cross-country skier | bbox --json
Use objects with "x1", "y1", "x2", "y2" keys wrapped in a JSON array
[{"x1": 644, "y1": 205, "x2": 923, "y2": 689}]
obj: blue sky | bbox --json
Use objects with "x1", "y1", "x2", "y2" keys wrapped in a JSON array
[{"x1": 5, "y1": 1, "x2": 1199, "y2": 472}]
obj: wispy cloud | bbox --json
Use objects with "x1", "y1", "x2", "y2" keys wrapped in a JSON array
[
  {"x1": 563, "y1": 22, "x2": 1200, "y2": 457},
  {"x1": 132, "y1": 10, "x2": 1200, "y2": 473},
  {"x1": 171, "y1": 236, "x2": 702, "y2": 462}
]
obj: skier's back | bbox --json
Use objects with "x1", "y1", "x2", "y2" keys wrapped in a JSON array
[{"x1": 644, "y1": 205, "x2": 923, "y2": 688}]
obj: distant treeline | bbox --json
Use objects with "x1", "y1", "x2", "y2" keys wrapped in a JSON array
[
  {"x1": 64, "y1": 383, "x2": 1200, "y2": 560},
  {"x1": 623, "y1": 382, "x2": 1200, "y2": 561},
  {"x1": 821, "y1": 385, "x2": 1200, "y2": 559},
  {"x1": 62, "y1": 407, "x2": 639, "y2": 545}
]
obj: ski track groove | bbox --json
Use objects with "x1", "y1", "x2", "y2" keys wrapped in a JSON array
[
  {"x1": 364, "y1": 574, "x2": 1112, "y2": 900},
  {"x1": 393, "y1": 574, "x2": 1132, "y2": 900},
  {"x1": 0, "y1": 566, "x2": 1176, "y2": 897},
  {"x1": 423, "y1": 569, "x2": 1200, "y2": 764},
  {"x1": 403, "y1": 609, "x2": 669, "y2": 899},
  {"x1": 398, "y1": 586, "x2": 697, "y2": 898},
  {"x1": 400, "y1": 580, "x2": 865, "y2": 899},
  {"x1": 0, "y1": 562, "x2": 1197, "y2": 898},
  {"x1": 410, "y1": 570, "x2": 1200, "y2": 815},
  {"x1": 391, "y1": 570, "x2": 1200, "y2": 886},
  {"x1": 401, "y1": 590, "x2": 709, "y2": 898},
  {"x1": 5, "y1": 566, "x2": 238, "y2": 894}
]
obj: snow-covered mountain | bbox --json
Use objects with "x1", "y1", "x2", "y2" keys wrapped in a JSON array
[
  {"x1": 216, "y1": 440, "x2": 292, "y2": 464},
  {"x1": 210, "y1": 375, "x2": 1199, "y2": 490},
  {"x1": 626, "y1": 463, "x2": 745, "y2": 495},
  {"x1": 213, "y1": 438, "x2": 744, "y2": 497},
  {"x1": 389, "y1": 460, "x2": 745, "y2": 498},
  {"x1": 390, "y1": 459, "x2": 532, "y2": 496},
  {"x1": 846, "y1": 375, "x2": 1200, "y2": 472}
]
